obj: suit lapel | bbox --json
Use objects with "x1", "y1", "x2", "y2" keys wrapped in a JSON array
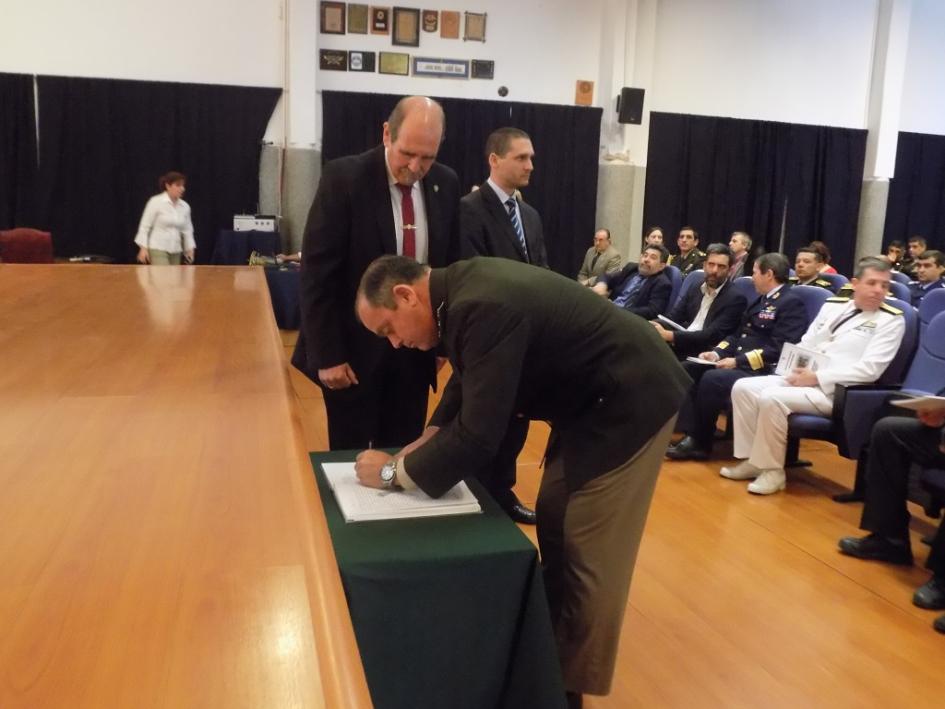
[
  {"x1": 480, "y1": 181, "x2": 527, "y2": 261},
  {"x1": 422, "y1": 170, "x2": 442, "y2": 264},
  {"x1": 370, "y1": 146, "x2": 397, "y2": 255}
]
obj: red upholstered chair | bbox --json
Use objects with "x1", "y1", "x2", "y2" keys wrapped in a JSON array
[{"x1": 0, "y1": 228, "x2": 54, "y2": 263}]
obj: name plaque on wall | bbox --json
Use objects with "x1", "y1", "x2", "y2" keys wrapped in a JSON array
[{"x1": 412, "y1": 57, "x2": 470, "y2": 79}]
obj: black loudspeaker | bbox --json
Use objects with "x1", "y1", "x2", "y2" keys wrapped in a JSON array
[{"x1": 616, "y1": 87, "x2": 645, "y2": 124}]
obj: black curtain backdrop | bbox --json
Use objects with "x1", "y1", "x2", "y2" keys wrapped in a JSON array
[
  {"x1": 0, "y1": 72, "x2": 38, "y2": 229},
  {"x1": 35, "y1": 76, "x2": 280, "y2": 262},
  {"x1": 644, "y1": 112, "x2": 867, "y2": 276},
  {"x1": 883, "y1": 131, "x2": 945, "y2": 250},
  {"x1": 321, "y1": 90, "x2": 602, "y2": 276}
]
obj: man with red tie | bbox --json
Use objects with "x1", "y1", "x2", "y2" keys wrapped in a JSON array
[{"x1": 292, "y1": 96, "x2": 460, "y2": 450}]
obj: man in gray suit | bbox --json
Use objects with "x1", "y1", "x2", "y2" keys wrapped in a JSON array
[
  {"x1": 577, "y1": 228, "x2": 622, "y2": 286},
  {"x1": 353, "y1": 255, "x2": 690, "y2": 708}
]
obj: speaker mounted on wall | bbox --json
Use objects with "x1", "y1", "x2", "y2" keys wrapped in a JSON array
[{"x1": 616, "y1": 87, "x2": 645, "y2": 124}]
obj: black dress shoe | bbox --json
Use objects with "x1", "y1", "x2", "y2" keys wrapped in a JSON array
[
  {"x1": 913, "y1": 577, "x2": 945, "y2": 610},
  {"x1": 665, "y1": 435, "x2": 710, "y2": 461},
  {"x1": 505, "y1": 502, "x2": 536, "y2": 525},
  {"x1": 934, "y1": 614, "x2": 945, "y2": 634},
  {"x1": 838, "y1": 533, "x2": 913, "y2": 565},
  {"x1": 565, "y1": 691, "x2": 583, "y2": 709}
]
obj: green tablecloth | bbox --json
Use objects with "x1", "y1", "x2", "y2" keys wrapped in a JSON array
[{"x1": 311, "y1": 451, "x2": 566, "y2": 709}]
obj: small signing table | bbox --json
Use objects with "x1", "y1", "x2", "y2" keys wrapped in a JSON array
[
  {"x1": 211, "y1": 229, "x2": 281, "y2": 265},
  {"x1": 311, "y1": 450, "x2": 567, "y2": 709}
]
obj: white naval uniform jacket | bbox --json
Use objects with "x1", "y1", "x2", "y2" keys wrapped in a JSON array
[{"x1": 798, "y1": 296, "x2": 906, "y2": 397}]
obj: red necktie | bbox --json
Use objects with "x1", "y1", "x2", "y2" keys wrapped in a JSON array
[{"x1": 397, "y1": 184, "x2": 416, "y2": 259}]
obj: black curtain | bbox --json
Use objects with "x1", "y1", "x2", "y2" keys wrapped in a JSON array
[
  {"x1": 0, "y1": 72, "x2": 38, "y2": 229},
  {"x1": 321, "y1": 90, "x2": 602, "y2": 276},
  {"x1": 883, "y1": 131, "x2": 945, "y2": 250},
  {"x1": 35, "y1": 75, "x2": 281, "y2": 261},
  {"x1": 644, "y1": 112, "x2": 866, "y2": 276}
]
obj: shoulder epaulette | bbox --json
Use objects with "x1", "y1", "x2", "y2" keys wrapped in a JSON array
[
  {"x1": 814, "y1": 279, "x2": 832, "y2": 287},
  {"x1": 826, "y1": 296, "x2": 851, "y2": 303},
  {"x1": 880, "y1": 302, "x2": 903, "y2": 315}
]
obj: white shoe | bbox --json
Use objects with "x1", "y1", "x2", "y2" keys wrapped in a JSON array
[
  {"x1": 747, "y1": 469, "x2": 786, "y2": 495},
  {"x1": 719, "y1": 460, "x2": 761, "y2": 480}
]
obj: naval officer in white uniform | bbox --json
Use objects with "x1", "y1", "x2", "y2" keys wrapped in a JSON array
[{"x1": 721, "y1": 256, "x2": 906, "y2": 495}]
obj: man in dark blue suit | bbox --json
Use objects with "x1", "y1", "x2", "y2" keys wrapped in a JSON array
[
  {"x1": 652, "y1": 243, "x2": 747, "y2": 359},
  {"x1": 592, "y1": 243, "x2": 673, "y2": 320},
  {"x1": 909, "y1": 249, "x2": 945, "y2": 306},
  {"x1": 667, "y1": 252, "x2": 807, "y2": 460}
]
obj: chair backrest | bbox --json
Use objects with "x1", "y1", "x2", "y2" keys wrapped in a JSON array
[
  {"x1": 792, "y1": 284, "x2": 832, "y2": 325},
  {"x1": 817, "y1": 272, "x2": 849, "y2": 294},
  {"x1": 891, "y1": 270, "x2": 911, "y2": 285},
  {"x1": 731, "y1": 276, "x2": 758, "y2": 305},
  {"x1": 664, "y1": 265, "x2": 683, "y2": 308},
  {"x1": 901, "y1": 311, "x2": 945, "y2": 394},
  {"x1": 878, "y1": 296, "x2": 918, "y2": 385},
  {"x1": 918, "y1": 288, "x2": 945, "y2": 336},
  {"x1": 0, "y1": 228, "x2": 54, "y2": 263},
  {"x1": 888, "y1": 280, "x2": 911, "y2": 303},
  {"x1": 674, "y1": 269, "x2": 705, "y2": 308}
]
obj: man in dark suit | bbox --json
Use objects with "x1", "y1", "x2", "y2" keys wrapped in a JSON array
[
  {"x1": 909, "y1": 249, "x2": 945, "y2": 306},
  {"x1": 592, "y1": 243, "x2": 673, "y2": 320},
  {"x1": 666, "y1": 252, "x2": 807, "y2": 461},
  {"x1": 457, "y1": 126, "x2": 547, "y2": 522},
  {"x1": 291, "y1": 96, "x2": 460, "y2": 450},
  {"x1": 652, "y1": 243, "x2": 747, "y2": 359},
  {"x1": 460, "y1": 126, "x2": 548, "y2": 267},
  {"x1": 352, "y1": 255, "x2": 691, "y2": 707}
]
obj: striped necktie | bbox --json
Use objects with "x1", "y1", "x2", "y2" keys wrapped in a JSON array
[{"x1": 505, "y1": 197, "x2": 529, "y2": 261}]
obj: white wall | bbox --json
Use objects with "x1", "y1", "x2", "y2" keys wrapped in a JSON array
[{"x1": 899, "y1": 0, "x2": 945, "y2": 135}]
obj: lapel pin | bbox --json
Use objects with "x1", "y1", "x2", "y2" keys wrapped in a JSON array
[{"x1": 434, "y1": 184, "x2": 439, "y2": 193}]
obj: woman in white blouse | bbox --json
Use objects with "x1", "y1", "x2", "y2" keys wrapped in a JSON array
[{"x1": 134, "y1": 171, "x2": 196, "y2": 265}]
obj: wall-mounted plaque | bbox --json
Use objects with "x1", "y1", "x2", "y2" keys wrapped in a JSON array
[
  {"x1": 392, "y1": 7, "x2": 420, "y2": 47},
  {"x1": 319, "y1": 49, "x2": 348, "y2": 71},
  {"x1": 349, "y1": 51, "x2": 376, "y2": 72},
  {"x1": 464, "y1": 12, "x2": 486, "y2": 42},
  {"x1": 371, "y1": 7, "x2": 390, "y2": 34},
  {"x1": 422, "y1": 10, "x2": 438, "y2": 32},
  {"x1": 320, "y1": 1, "x2": 346, "y2": 34},
  {"x1": 379, "y1": 51, "x2": 410, "y2": 75},
  {"x1": 348, "y1": 4, "x2": 369, "y2": 34},
  {"x1": 440, "y1": 10, "x2": 460, "y2": 39},
  {"x1": 471, "y1": 59, "x2": 494, "y2": 80},
  {"x1": 575, "y1": 80, "x2": 594, "y2": 106},
  {"x1": 413, "y1": 56, "x2": 469, "y2": 79}
]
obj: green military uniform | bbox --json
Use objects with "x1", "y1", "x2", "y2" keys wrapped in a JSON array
[{"x1": 668, "y1": 248, "x2": 706, "y2": 276}]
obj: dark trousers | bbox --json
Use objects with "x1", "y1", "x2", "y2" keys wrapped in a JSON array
[
  {"x1": 323, "y1": 347, "x2": 430, "y2": 450},
  {"x1": 680, "y1": 363, "x2": 754, "y2": 449},
  {"x1": 476, "y1": 416, "x2": 529, "y2": 507},
  {"x1": 859, "y1": 416, "x2": 945, "y2": 577}
]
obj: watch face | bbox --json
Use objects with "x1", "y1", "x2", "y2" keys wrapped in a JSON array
[{"x1": 380, "y1": 464, "x2": 395, "y2": 483}]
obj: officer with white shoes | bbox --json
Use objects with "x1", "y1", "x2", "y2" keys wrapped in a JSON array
[{"x1": 721, "y1": 256, "x2": 906, "y2": 495}]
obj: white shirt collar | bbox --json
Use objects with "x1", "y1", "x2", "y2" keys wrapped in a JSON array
[{"x1": 486, "y1": 177, "x2": 514, "y2": 204}]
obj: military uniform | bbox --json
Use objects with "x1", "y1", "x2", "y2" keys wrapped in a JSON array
[
  {"x1": 909, "y1": 278, "x2": 945, "y2": 307},
  {"x1": 677, "y1": 284, "x2": 808, "y2": 452},
  {"x1": 730, "y1": 295, "x2": 906, "y2": 491},
  {"x1": 669, "y1": 248, "x2": 706, "y2": 276},
  {"x1": 790, "y1": 275, "x2": 835, "y2": 291}
]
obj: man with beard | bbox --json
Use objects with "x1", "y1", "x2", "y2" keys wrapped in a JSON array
[{"x1": 592, "y1": 243, "x2": 673, "y2": 320}]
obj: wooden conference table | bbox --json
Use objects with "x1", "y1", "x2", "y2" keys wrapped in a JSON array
[{"x1": 0, "y1": 264, "x2": 369, "y2": 708}]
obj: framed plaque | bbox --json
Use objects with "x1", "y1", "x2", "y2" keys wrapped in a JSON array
[
  {"x1": 371, "y1": 6, "x2": 390, "y2": 34},
  {"x1": 392, "y1": 7, "x2": 420, "y2": 47},
  {"x1": 471, "y1": 59, "x2": 494, "y2": 80},
  {"x1": 348, "y1": 4, "x2": 369, "y2": 34},
  {"x1": 413, "y1": 56, "x2": 469, "y2": 79},
  {"x1": 463, "y1": 12, "x2": 486, "y2": 42},
  {"x1": 440, "y1": 10, "x2": 460, "y2": 39},
  {"x1": 379, "y1": 51, "x2": 410, "y2": 75},
  {"x1": 320, "y1": 1, "x2": 346, "y2": 34},
  {"x1": 319, "y1": 49, "x2": 348, "y2": 71},
  {"x1": 349, "y1": 51, "x2": 376, "y2": 72},
  {"x1": 575, "y1": 80, "x2": 594, "y2": 106},
  {"x1": 422, "y1": 10, "x2": 438, "y2": 32}
]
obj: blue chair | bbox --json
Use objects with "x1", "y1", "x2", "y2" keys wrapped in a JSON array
[
  {"x1": 888, "y1": 280, "x2": 911, "y2": 303},
  {"x1": 919, "y1": 288, "x2": 945, "y2": 336},
  {"x1": 731, "y1": 276, "x2": 758, "y2": 305},
  {"x1": 817, "y1": 272, "x2": 849, "y2": 293},
  {"x1": 791, "y1": 284, "x2": 832, "y2": 324},
  {"x1": 673, "y1": 269, "x2": 705, "y2": 309},
  {"x1": 664, "y1": 265, "x2": 683, "y2": 309},
  {"x1": 891, "y1": 270, "x2": 911, "y2": 285}
]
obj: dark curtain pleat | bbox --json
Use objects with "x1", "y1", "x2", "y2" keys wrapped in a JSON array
[
  {"x1": 644, "y1": 112, "x2": 866, "y2": 275},
  {"x1": 884, "y1": 132, "x2": 945, "y2": 251},
  {"x1": 36, "y1": 75, "x2": 280, "y2": 262},
  {"x1": 320, "y1": 90, "x2": 602, "y2": 277},
  {"x1": 0, "y1": 72, "x2": 38, "y2": 229}
]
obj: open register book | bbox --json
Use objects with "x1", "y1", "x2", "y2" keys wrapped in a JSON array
[{"x1": 321, "y1": 462, "x2": 482, "y2": 522}]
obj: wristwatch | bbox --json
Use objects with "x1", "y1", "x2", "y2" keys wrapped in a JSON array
[{"x1": 379, "y1": 459, "x2": 398, "y2": 489}]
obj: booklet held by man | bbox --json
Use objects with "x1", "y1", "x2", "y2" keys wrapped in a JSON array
[
  {"x1": 685, "y1": 356, "x2": 718, "y2": 367},
  {"x1": 657, "y1": 314, "x2": 686, "y2": 331},
  {"x1": 890, "y1": 393, "x2": 945, "y2": 412},
  {"x1": 321, "y1": 462, "x2": 482, "y2": 522},
  {"x1": 775, "y1": 343, "x2": 830, "y2": 376}
]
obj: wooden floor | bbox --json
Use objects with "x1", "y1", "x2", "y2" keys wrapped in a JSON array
[{"x1": 282, "y1": 330, "x2": 945, "y2": 707}]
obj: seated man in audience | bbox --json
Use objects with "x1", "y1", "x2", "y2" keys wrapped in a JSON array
[
  {"x1": 666, "y1": 253, "x2": 807, "y2": 461},
  {"x1": 652, "y1": 243, "x2": 748, "y2": 359},
  {"x1": 910, "y1": 249, "x2": 945, "y2": 306},
  {"x1": 838, "y1": 408, "x2": 945, "y2": 634},
  {"x1": 668, "y1": 226, "x2": 706, "y2": 276},
  {"x1": 885, "y1": 240, "x2": 905, "y2": 271},
  {"x1": 727, "y1": 231, "x2": 752, "y2": 281},
  {"x1": 723, "y1": 257, "x2": 905, "y2": 494},
  {"x1": 790, "y1": 246, "x2": 835, "y2": 289},
  {"x1": 593, "y1": 243, "x2": 672, "y2": 320},
  {"x1": 900, "y1": 235, "x2": 927, "y2": 279},
  {"x1": 577, "y1": 228, "x2": 622, "y2": 286}
]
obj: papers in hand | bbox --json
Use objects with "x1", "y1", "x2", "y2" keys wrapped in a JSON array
[
  {"x1": 890, "y1": 394, "x2": 945, "y2": 412},
  {"x1": 775, "y1": 343, "x2": 830, "y2": 376},
  {"x1": 657, "y1": 314, "x2": 686, "y2": 331},
  {"x1": 321, "y1": 462, "x2": 481, "y2": 522},
  {"x1": 685, "y1": 356, "x2": 717, "y2": 366}
]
